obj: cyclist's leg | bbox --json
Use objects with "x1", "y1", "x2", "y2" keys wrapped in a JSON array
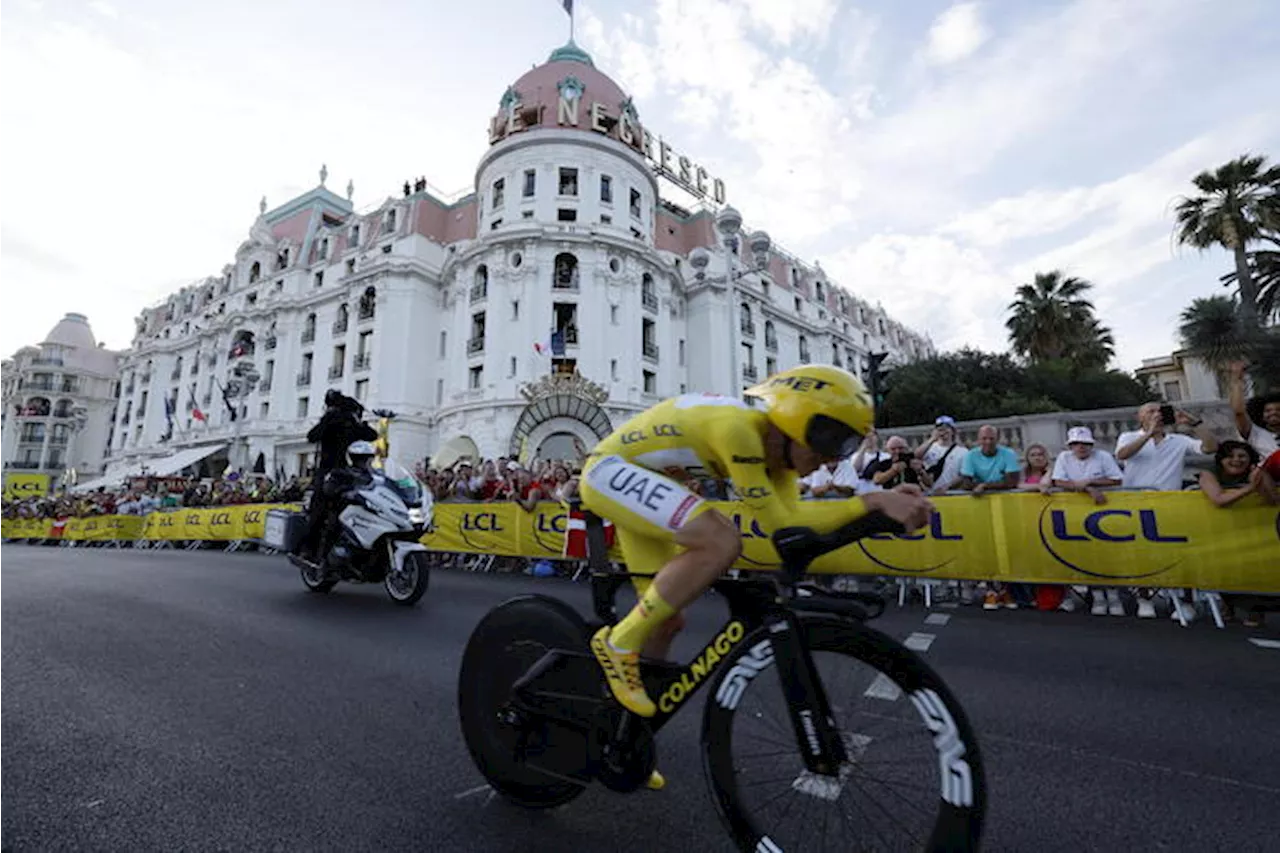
[
  {"x1": 616, "y1": 532, "x2": 686, "y2": 661},
  {"x1": 581, "y1": 456, "x2": 742, "y2": 717}
]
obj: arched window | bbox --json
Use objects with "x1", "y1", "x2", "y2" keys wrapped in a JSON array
[
  {"x1": 815, "y1": 281, "x2": 825, "y2": 303},
  {"x1": 764, "y1": 320, "x2": 777, "y2": 351},
  {"x1": 358, "y1": 286, "x2": 376, "y2": 320},
  {"x1": 739, "y1": 302, "x2": 753, "y2": 335},
  {"x1": 798, "y1": 335, "x2": 810, "y2": 363},
  {"x1": 229, "y1": 331, "x2": 255, "y2": 359},
  {"x1": 23, "y1": 397, "x2": 51, "y2": 417},
  {"x1": 334, "y1": 303, "x2": 349, "y2": 334},
  {"x1": 641, "y1": 273, "x2": 656, "y2": 309},
  {"x1": 554, "y1": 253, "x2": 579, "y2": 290},
  {"x1": 53, "y1": 398, "x2": 74, "y2": 418},
  {"x1": 304, "y1": 313, "x2": 317, "y2": 341},
  {"x1": 249, "y1": 261, "x2": 261, "y2": 283},
  {"x1": 473, "y1": 265, "x2": 489, "y2": 301},
  {"x1": 384, "y1": 209, "x2": 397, "y2": 234}
]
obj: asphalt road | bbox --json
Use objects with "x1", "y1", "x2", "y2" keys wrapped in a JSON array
[{"x1": 3, "y1": 545, "x2": 1279, "y2": 852}]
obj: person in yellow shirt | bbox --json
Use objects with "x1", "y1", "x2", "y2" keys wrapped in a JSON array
[{"x1": 580, "y1": 365, "x2": 934, "y2": 727}]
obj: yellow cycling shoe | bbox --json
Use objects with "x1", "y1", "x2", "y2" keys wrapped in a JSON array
[
  {"x1": 645, "y1": 769, "x2": 666, "y2": 790},
  {"x1": 590, "y1": 626, "x2": 656, "y2": 718}
]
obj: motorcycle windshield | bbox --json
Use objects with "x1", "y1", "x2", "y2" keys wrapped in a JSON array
[{"x1": 383, "y1": 458, "x2": 426, "y2": 508}]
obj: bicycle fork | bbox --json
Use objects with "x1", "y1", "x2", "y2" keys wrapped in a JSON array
[{"x1": 767, "y1": 612, "x2": 849, "y2": 777}]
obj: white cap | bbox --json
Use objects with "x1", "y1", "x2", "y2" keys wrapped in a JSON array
[
  {"x1": 1066, "y1": 426, "x2": 1095, "y2": 445},
  {"x1": 506, "y1": 460, "x2": 520, "y2": 471}
]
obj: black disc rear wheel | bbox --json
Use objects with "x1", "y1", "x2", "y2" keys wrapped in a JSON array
[
  {"x1": 457, "y1": 595, "x2": 591, "y2": 809},
  {"x1": 703, "y1": 617, "x2": 986, "y2": 852}
]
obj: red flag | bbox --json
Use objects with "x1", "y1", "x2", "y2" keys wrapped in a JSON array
[
  {"x1": 563, "y1": 508, "x2": 615, "y2": 559},
  {"x1": 192, "y1": 407, "x2": 207, "y2": 423}
]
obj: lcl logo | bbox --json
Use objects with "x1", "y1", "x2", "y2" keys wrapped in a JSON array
[{"x1": 1037, "y1": 505, "x2": 1186, "y2": 580}]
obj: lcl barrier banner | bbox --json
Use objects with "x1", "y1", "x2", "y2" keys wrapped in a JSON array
[
  {"x1": 421, "y1": 493, "x2": 1279, "y2": 593},
  {"x1": 1, "y1": 505, "x2": 296, "y2": 543},
  {"x1": 3, "y1": 473, "x2": 50, "y2": 500}
]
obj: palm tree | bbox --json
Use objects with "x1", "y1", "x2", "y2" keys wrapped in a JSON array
[
  {"x1": 1174, "y1": 154, "x2": 1280, "y2": 331},
  {"x1": 1178, "y1": 296, "x2": 1250, "y2": 395},
  {"x1": 1218, "y1": 248, "x2": 1280, "y2": 323},
  {"x1": 1006, "y1": 271, "x2": 1114, "y2": 366}
]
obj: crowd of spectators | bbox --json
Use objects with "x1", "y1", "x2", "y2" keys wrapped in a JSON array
[{"x1": 2, "y1": 474, "x2": 308, "y2": 520}]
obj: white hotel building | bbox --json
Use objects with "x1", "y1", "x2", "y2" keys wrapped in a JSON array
[{"x1": 100, "y1": 41, "x2": 933, "y2": 484}]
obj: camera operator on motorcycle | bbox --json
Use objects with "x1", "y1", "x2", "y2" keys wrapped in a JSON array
[{"x1": 298, "y1": 389, "x2": 377, "y2": 562}]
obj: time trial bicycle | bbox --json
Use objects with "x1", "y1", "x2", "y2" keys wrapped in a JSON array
[{"x1": 457, "y1": 506, "x2": 987, "y2": 851}]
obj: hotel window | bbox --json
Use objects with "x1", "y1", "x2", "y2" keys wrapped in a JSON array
[
  {"x1": 558, "y1": 167, "x2": 578, "y2": 196},
  {"x1": 297, "y1": 397, "x2": 309, "y2": 419},
  {"x1": 523, "y1": 169, "x2": 536, "y2": 197},
  {"x1": 355, "y1": 379, "x2": 368, "y2": 401},
  {"x1": 469, "y1": 365, "x2": 483, "y2": 390},
  {"x1": 600, "y1": 175, "x2": 613, "y2": 204},
  {"x1": 629, "y1": 188, "x2": 642, "y2": 219},
  {"x1": 492, "y1": 177, "x2": 505, "y2": 209},
  {"x1": 557, "y1": 208, "x2": 577, "y2": 222},
  {"x1": 643, "y1": 370, "x2": 656, "y2": 395}
]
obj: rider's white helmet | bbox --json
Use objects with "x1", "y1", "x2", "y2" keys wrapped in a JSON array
[{"x1": 347, "y1": 440, "x2": 377, "y2": 468}]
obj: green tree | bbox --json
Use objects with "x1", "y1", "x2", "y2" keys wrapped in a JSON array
[
  {"x1": 1178, "y1": 296, "x2": 1250, "y2": 395},
  {"x1": 878, "y1": 348, "x2": 1146, "y2": 427},
  {"x1": 1005, "y1": 271, "x2": 1115, "y2": 368},
  {"x1": 1218, "y1": 249, "x2": 1280, "y2": 323},
  {"x1": 1174, "y1": 153, "x2": 1280, "y2": 331}
]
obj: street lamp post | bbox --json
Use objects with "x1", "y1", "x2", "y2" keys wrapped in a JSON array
[
  {"x1": 687, "y1": 206, "x2": 771, "y2": 395},
  {"x1": 224, "y1": 361, "x2": 261, "y2": 474}
]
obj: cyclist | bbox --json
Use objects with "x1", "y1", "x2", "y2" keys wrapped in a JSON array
[{"x1": 581, "y1": 365, "x2": 934, "y2": 730}]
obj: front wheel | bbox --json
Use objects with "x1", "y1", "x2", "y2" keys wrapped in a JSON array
[
  {"x1": 385, "y1": 549, "x2": 430, "y2": 606},
  {"x1": 703, "y1": 617, "x2": 986, "y2": 852}
]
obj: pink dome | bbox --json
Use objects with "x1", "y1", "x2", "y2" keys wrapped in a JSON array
[{"x1": 490, "y1": 42, "x2": 638, "y2": 139}]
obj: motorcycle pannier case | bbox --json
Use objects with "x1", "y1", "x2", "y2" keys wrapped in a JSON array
[{"x1": 263, "y1": 509, "x2": 306, "y2": 552}]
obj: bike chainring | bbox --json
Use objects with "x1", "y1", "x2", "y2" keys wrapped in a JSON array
[{"x1": 591, "y1": 709, "x2": 656, "y2": 794}]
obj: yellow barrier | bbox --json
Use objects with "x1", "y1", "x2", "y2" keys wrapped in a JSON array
[
  {"x1": 1, "y1": 505, "x2": 297, "y2": 543},
  {"x1": 3, "y1": 473, "x2": 50, "y2": 500},
  {"x1": 4, "y1": 494, "x2": 1277, "y2": 592},
  {"x1": 421, "y1": 493, "x2": 1279, "y2": 593}
]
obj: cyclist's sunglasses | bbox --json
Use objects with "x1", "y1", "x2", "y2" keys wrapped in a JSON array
[{"x1": 806, "y1": 415, "x2": 863, "y2": 460}]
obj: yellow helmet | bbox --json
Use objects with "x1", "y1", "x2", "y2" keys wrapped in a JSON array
[{"x1": 743, "y1": 364, "x2": 874, "y2": 458}]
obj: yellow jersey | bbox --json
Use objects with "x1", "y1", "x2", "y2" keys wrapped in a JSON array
[{"x1": 584, "y1": 392, "x2": 872, "y2": 541}]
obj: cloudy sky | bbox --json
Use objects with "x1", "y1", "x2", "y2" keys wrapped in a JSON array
[{"x1": 3, "y1": 0, "x2": 1277, "y2": 370}]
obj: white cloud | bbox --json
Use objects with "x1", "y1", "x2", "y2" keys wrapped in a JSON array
[
  {"x1": 924, "y1": 3, "x2": 988, "y2": 65},
  {"x1": 825, "y1": 234, "x2": 1011, "y2": 353},
  {"x1": 88, "y1": 0, "x2": 117, "y2": 19},
  {"x1": 740, "y1": 0, "x2": 839, "y2": 48}
]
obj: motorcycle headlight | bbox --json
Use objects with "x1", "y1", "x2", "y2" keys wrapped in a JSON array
[{"x1": 408, "y1": 507, "x2": 425, "y2": 525}]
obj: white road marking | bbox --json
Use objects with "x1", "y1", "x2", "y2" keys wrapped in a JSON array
[
  {"x1": 924, "y1": 613, "x2": 952, "y2": 626},
  {"x1": 904, "y1": 632, "x2": 935, "y2": 652},
  {"x1": 1248, "y1": 638, "x2": 1280, "y2": 649},
  {"x1": 863, "y1": 673, "x2": 903, "y2": 701},
  {"x1": 453, "y1": 783, "x2": 492, "y2": 800}
]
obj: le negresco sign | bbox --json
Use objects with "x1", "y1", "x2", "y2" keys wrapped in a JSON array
[{"x1": 488, "y1": 79, "x2": 727, "y2": 204}]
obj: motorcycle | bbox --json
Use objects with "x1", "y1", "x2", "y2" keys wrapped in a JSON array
[{"x1": 278, "y1": 455, "x2": 433, "y2": 606}]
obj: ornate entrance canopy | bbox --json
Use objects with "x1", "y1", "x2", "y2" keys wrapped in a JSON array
[{"x1": 508, "y1": 371, "x2": 612, "y2": 460}]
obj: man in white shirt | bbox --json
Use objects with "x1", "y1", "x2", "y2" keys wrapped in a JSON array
[
  {"x1": 916, "y1": 415, "x2": 967, "y2": 495},
  {"x1": 1050, "y1": 427, "x2": 1123, "y2": 501},
  {"x1": 1050, "y1": 426, "x2": 1125, "y2": 615},
  {"x1": 1114, "y1": 402, "x2": 1216, "y2": 620},
  {"x1": 1115, "y1": 402, "x2": 1217, "y2": 492},
  {"x1": 800, "y1": 459, "x2": 859, "y2": 499}
]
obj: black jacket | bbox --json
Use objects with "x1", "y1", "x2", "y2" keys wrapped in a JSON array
[{"x1": 307, "y1": 408, "x2": 378, "y2": 472}]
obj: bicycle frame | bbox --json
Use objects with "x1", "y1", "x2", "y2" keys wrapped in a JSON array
[{"x1": 509, "y1": 509, "x2": 898, "y2": 780}]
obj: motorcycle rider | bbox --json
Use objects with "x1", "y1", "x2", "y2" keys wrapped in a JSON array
[
  {"x1": 299, "y1": 389, "x2": 377, "y2": 561},
  {"x1": 312, "y1": 440, "x2": 379, "y2": 565}
]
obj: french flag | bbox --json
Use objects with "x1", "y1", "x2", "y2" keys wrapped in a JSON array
[{"x1": 563, "y1": 508, "x2": 615, "y2": 559}]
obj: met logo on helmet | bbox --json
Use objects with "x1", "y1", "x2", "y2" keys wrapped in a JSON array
[{"x1": 766, "y1": 376, "x2": 831, "y2": 393}]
